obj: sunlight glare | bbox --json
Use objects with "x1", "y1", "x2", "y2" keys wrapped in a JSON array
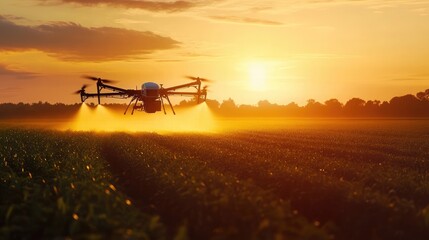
[{"x1": 248, "y1": 62, "x2": 267, "y2": 91}]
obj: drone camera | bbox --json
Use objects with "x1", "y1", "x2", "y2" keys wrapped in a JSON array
[{"x1": 144, "y1": 100, "x2": 162, "y2": 113}]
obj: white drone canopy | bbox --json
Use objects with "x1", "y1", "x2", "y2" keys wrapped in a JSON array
[{"x1": 142, "y1": 82, "x2": 160, "y2": 98}]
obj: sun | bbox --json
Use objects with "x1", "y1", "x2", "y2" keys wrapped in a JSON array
[{"x1": 248, "y1": 62, "x2": 267, "y2": 91}]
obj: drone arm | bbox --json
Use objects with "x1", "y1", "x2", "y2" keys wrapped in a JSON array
[
  {"x1": 164, "y1": 91, "x2": 207, "y2": 103},
  {"x1": 81, "y1": 92, "x2": 129, "y2": 100},
  {"x1": 164, "y1": 91, "x2": 200, "y2": 96},
  {"x1": 163, "y1": 81, "x2": 199, "y2": 91},
  {"x1": 98, "y1": 82, "x2": 128, "y2": 93}
]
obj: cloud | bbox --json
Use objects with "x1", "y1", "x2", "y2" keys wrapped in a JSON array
[
  {"x1": 0, "y1": 64, "x2": 38, "y2": 79},
  {"x1": 0, "y1": 16, "x2": 180, "y2": 61},
  {"x1": 207, "y1": 0, "x2": 429, "y2": 13},
  {"x1": 391, "y1": 76, "x2": 429, "y2": 81},
  {"x1": 210, "y1": 15, "x2": 283, "y2": 26},
  {"x1": 41, "y1": 0, "x2": 197, "y2": 12},
  {"x1": 156, "y1": 59, "x2": 183, "y2": 62},
  {"x1": 0, "y1": 87, "x2": 20, "y2": 99}
]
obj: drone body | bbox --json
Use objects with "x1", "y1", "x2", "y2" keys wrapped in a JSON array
[
  {"x1": 75, "y1": 76, "x2": 210, "y2": 115},
  {"x1": 140, "y1": 82, "x2": 162, "y2": 113}
]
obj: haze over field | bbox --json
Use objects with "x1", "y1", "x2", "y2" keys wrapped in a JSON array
[{"x1": 1, "y1": 0, "x2": 429, "y2": 105}]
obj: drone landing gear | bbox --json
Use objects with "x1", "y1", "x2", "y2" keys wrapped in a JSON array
[
  {"x1": 164, "y1": 95, "x2": 175, "y2": 115},
  {"x1": 131, "y1": 98, "x2": 140, "y2": 115},
  {"x1": 124, "y1": 96, "x2": 140, "y2": 115},
  {"x1": 160, "y1": 96, "x2": 167, "y2": 115},
  {"x1": 124, "y1": 97, "x2": 133, "y2": 115}
]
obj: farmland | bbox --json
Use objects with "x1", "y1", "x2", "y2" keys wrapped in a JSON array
[{"x1": 1, "y1": 119, "x2": 429, "y2": 239}]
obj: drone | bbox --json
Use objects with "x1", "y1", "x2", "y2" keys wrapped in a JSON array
[{"x1": 74, "y1": 75, "x2": 210, "y2": 115}]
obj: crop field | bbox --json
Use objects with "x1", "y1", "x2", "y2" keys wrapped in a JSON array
[{"x1": 1, "y1": 120, "x2": 429, "y2": 239}]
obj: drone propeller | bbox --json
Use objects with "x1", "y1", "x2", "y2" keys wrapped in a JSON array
[
  {"x1": 202, "y1": 85, "x2": 210, "y2": 92},
  {"x1": 185, "y1": 75, "x2": 212, "y2": 82},
  {"x1": 82, "y1": 75, "x2": 117, "y2": 84},
  {"x1": 73, "y1": 84, "x2": 89, "y2": 94}
]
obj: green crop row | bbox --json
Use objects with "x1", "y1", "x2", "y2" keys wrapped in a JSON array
[
  {"x1": 0, "y1": 129, "x2": 165, "y2": 239},
  {"x1": 101, "y1": 133, "x2": 329, "y2": 239}
]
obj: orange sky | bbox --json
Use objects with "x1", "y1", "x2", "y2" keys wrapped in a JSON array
[{"x1": 0, "y1": 0, "x2": 428, "y2": 105}]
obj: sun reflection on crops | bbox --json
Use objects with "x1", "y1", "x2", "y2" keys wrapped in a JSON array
[{"x1": 69, "y1": 103, "x2": 218, "y2": 132}]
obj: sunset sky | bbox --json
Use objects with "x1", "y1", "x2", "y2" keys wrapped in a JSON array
[{"x1": 0, "y1": 0, "x2": 428, "y2": 105}]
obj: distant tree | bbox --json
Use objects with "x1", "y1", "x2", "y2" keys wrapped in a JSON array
[
  {"x1": 205, "y1": 99, "x2": 220, "y2": 111},
  {"x1": 345, "y1": 98, "x2": 365, "y2": 108},
  {"x1": 1, "y1": 88, "x2": 428, "y2": 118},
  {"x1": 305, "y1": 99, "x2": 324, "y2": 116},
  {"x1": 257, "y1": 100, "x2": 287, "y2": 116},
  {"x1": 364, "y1": 100, "x2": 381, "y2": 116},
  {"x1": 324, "y1": 99, "x2": 343, "y2": 116},
  {"x1": 416, "y1": 92, "x2": 426, "y2": 101},
  {"x1": 344, "y1": 98, "x2": 366, "y2": 116},
  {"x1": 176, "y1": 99, "x2": 194, "y2": 108},
  {"x1": 238, "y1": 104, "x2": 256, "y2": 116},
  {"x1": 284, "y1": 102, "x2": 301, "y2": 116},
  {"x1": 258, "y1": 100, "x2": 273, "y2": 108},
  {"x1": 219, "y1": 98, "x2": 238, "y2": 116},
  {"x1": 325, "y1": 99, "x2": 342, "y2": 108},
  {"x1": 379, "y1": 101, "x2": 390, "y2": 116},
  {"x1": 389, "y1": 94, "x2": 426, "y2": 117},
  {"x1": 306, "y1": 99, "x2": 316, "y2": 106},
  {"x1": 416, "y1": 89, "x2": 429, "y2": 101},
  {"x1": 286, "y1": 102, "x2": 299, "y2": 108}
]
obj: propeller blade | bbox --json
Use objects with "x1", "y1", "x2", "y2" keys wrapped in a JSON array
[
  {"x1": 82, "y1": 75, "x2": 99, "y2": 81},
  {"x1": 82, "y1": 75, "x2": 117, "y2": 83},
  {"x1": 185, "y1": 75, "x2": 213, "y2": 82},
  {"x1": 101, "y1": 79, "x2": 117, "y2": 84},
  {"x1": 185, "y1": 75, "x2": 197, "y2": 81},
  {"x1": 73, "y1": 84, "x2": 89, "y2": 94},
  {"x1": 201, "y1": 85, "x2": 211, "y2": 92}
]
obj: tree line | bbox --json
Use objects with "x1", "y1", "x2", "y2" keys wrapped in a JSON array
[
  {"x1": 178, "y1": 89, "x2": 429, "y2": 117},
  {"x1": 0, "y1": 89, "x2": 428, "y2": 119}
]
